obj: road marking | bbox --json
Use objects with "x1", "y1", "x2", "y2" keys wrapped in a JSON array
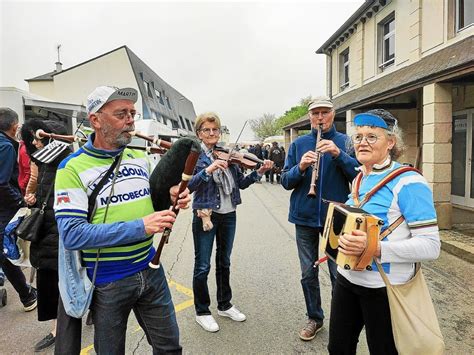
[{"x1": 80, "y1": 279, "x2": 194, "y2": 354}]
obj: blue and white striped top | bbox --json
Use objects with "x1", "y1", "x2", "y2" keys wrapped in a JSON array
[{"x1": 338, "y1": 159, "x2": 440, "y2": 288}]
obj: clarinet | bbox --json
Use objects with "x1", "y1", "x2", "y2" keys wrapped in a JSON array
[{"x1": 307, "y1": 124, "x2": 323, "y2": 198}]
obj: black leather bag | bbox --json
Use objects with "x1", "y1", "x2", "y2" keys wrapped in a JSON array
[{"x1": 16, "y1": 184, "x2": 54, "y2": 242}]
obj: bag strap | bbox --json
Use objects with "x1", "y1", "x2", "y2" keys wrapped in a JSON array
[
  {"x1": 353, "y1": 166, "x2": 420, "y2": 208},
  {"x1": 87, "y1": 152, "x2": 123, "y2": 286},
  {"x1": 352, "y1": 166, "x2": 420, "y2": 270},
  {"x1": 40, "y1": 183, "x2": 55, "y2": 212},
  {"x1": 87, "y1": 154, "x2": 122, "y2": 222},
  {"x1": 376, "y1": 260, "x2": 421, "y2": 287},
  {"x1": 353, "y1": 165, "x2": 420, "y2": 239}
]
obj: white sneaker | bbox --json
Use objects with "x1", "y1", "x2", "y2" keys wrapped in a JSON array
[
  {"x1": 196, "y1": 315, "x2": 220, "y2": 332},
  {"x1": 217, "y1": 306, "x2": 247, "y2": 322}
]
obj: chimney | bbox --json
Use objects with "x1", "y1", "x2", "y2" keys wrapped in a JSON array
[{"x1": 55, "y1": 61, "x2": 63, "y2": 72}]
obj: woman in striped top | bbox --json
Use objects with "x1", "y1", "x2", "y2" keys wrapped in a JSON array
[{"x1": 327, "y1": 109, "x2": 441, "y2": 355}]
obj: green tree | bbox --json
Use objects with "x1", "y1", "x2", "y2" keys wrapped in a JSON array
[
  {"x1": 249, "y1": 113, "x2": 281, "y2": 139},
  {"x1": 274, "y1": 96, "x2": 312, "y2": 130}
]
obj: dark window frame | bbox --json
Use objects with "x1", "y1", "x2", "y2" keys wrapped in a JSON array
[
  {"x1": 378, "y1": 13, "x2": 395, "y2": 71},
  {"x1": 339, "y1": 48, "x2": 350, "y2": 91},
  {"x1": 456, "y1": 0, "x2": 474, "y2": 31}
]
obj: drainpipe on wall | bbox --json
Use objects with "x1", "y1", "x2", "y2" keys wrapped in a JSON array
[{"x1": 327, "y1": 53, "x2": 332, "y2": 98}]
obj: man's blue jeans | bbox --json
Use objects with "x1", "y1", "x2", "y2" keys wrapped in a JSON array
[
  {"x1": 295, "y1": 225, "x2": 337, "y2": 323},
  {"x1": 192, "y1": 211, "x2": 236, "y2": 315},
  {"x1": 91, "y1": 266, "x2": 181, "y2": 355}
]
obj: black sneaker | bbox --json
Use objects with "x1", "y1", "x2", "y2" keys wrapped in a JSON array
[
  {"x1": 34, "y1": 333, "x2": 55, "y2": 352},
  {"x1": 22, "y1": 286, "x2": 37, "y2": 312},
  {"x1": 0, "y1": 275, "x2": 4, "y2": 287}
]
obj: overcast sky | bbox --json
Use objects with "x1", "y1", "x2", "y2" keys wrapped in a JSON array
[{"x1": 0, "y1": 0, "x2": 364, "y2": 140}]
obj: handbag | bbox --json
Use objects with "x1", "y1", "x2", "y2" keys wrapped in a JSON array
[
  {"x1": 16, "y1": 183, "x2": 54, "y2": 242},
  {"x1": 375, "y1": 261, "x2": 445, "y2": 355},
  {"x1": 60, "y1": 153, "x2": 122, "y2": 318}
]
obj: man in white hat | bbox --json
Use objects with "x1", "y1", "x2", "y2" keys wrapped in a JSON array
[
  {"x1": 54, "y1": 86, "x2": 189, "y2": 354},
  {"x1": 281, "y1": 96, "x2": 359, "y2": 341}
]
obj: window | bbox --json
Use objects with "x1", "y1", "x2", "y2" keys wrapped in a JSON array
[
  {"x1": 178, "y1": 115, "x2": 186, "y2": 129},
  {"x1": 154, "y1": 88, "x2": 164, "y2": 105},
  {"x1": 143, "y1": 80, "x2": 153, "y2": 98},
  {"x1": 185, "y1": 119, "x2": 193, "y2": 131},
  {"x1": 457, "y1": 0, "x2": 474, "y2": 31},
  {"x1": 171, "y1": 120, "x2": 179, "y2": 129},
  {"x1": 339, "y1": 49, "x2": 349, "y2": 90},
  {"x1": 378, "y1": 14, "x2": 395, "y2": 70},
  {"x1": 166, "y1": 96, "x2": 172, "y2": 109}
]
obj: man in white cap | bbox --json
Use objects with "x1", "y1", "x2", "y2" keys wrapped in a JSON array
[
  {"x1": 54, "y1": 86, "x2": 189, "y2": 354},
  {"x1": 281, "y1": 96, "x2": 359, "y2": 341}
]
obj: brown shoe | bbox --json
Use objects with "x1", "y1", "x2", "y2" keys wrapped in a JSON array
[{"x1": 299, "y1": 319, "x2": 323, "y2": 341}]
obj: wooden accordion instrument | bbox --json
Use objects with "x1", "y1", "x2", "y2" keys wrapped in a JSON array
[{"x1": 321, "y1": 203, "x2": 384, "y2": 271}]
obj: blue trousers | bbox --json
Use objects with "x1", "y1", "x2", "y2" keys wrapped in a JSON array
[
  {"x1": 192, "y1": 211, "x2": 236, "y2": 315},
  {"x1": 91, "y1": 266, "x2": 181, "y2": 355},
  {"x1": 295, "y1": 225, "x2": 337, "y2": 323}
]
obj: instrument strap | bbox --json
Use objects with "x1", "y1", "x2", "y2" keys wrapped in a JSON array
[
  {"x1": 354, "y1": 215, "x2": 380, "y2": 271},
  {"x1": 353, "y1": 166, "x2": 420, "y2": 208},
  {"x1": 352, "y1": 166, "x2": 421, "y2": 267}
]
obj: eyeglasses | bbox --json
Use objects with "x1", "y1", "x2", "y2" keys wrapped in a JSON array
[
  {"x1": 309, "y1": 111, "x2": 332, "y2": 118},
  {"x1": 351, "y1": 133, "x2": 380, "y2": 144},
  {"x1": 97, "y1": 110, "x2": 139, "y2": 120},
  {"x1": 199, "y1": 128, "x2": 221, "y2": 135}
]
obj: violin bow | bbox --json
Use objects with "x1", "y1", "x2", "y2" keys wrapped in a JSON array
[
  {"x1": 225, "y1": 120, "x2": 248, "y2": 163},
  {"x1": 149, "y1": 147, "x2": 200, "y2": 269}
]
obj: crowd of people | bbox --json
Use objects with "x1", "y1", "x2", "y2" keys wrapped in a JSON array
[{"x1": 0, "y1": 89, "x2": 442, "y2": 354}]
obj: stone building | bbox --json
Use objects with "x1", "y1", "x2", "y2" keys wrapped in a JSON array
[{"x1": 284, "y1": 0, "x2": 474, "y2": 229}]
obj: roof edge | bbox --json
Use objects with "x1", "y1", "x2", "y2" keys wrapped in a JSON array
[
  {"x1": 51, "y1": 45, "x2": 128, "y2": 77},
  {"x1": 316, "y1": 0, "x2": 377, "y2": 54}
]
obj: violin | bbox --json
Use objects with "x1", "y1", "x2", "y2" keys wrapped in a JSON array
[{"x1": 212, "y1": 146, "x2": 264, "y2": 170}]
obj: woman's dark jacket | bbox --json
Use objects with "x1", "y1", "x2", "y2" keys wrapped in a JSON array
[{"x1": 21, "y1": 119, "x2": 71, "y2": 270}]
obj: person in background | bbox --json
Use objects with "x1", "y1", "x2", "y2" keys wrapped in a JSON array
[
  {"x1": 0, "y1": 107, "x2": 37, "y2": 312},
  {"x1": 269, "y1": 141, "x2": 285, "y2": 184},
  {"x1": 328, "y1": 109, "x2": 441, "y2": 354},
  {"x1": 281, "y1": 97, "x2": 359, "y2": 341},
  {"x1": 21, "y1": 118, "x2": 72, "y2": 352},
  {"x1": 262, "y1": 144, "x2": 271, "y2": 182},
  {"x1": 188, "y1": 112, "x2": 272, "y2": 333},
  {"x1": 17, "y1": 137, "x2": 31, "y2": 196}
]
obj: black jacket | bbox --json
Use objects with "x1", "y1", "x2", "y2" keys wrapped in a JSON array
[{"x1": 21, "y1": 119, "x2": 70, "y2": 270}]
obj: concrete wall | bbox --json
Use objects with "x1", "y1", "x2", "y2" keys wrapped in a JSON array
[
  {"x1": 391, "y1": 108, "x2": 419, "y2": 166},
  {"x1": 28, "y1": 81, "x2": 55, "y2": 100},
  {"x1": 422, "y1": 83, "x2": 453, "y2": 229},
  {"x1": 52, "y1": 48, "x2": 142, "y2": 111},
  {"x1": 0, "y1": 87, "x2": 26, "y2": 120},
  {"x1": 421, "y1": 0, "x2": 445, "y2": 53}
]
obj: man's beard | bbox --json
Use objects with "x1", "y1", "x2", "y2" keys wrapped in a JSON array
[{"x1": 102, "y1": 123, "x2": 134, "y2": 148}]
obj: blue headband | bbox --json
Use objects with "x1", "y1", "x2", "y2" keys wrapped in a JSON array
[{"x1": 353, "y1": 113, "x2": 389, "y2": 129}]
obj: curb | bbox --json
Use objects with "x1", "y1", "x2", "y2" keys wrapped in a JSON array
[{"x1": 441, "y1": 240, "x2": 474, "y2": 264}]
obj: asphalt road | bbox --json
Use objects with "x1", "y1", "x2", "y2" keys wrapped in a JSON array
[{"x1": 1, "y1": 183, "x2": 473, "y2": 354}]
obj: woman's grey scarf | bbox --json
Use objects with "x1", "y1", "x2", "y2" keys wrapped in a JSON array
[
  {"x1": 202, "y1": 142, "x2": 235, "y2": 195},
  {"x1": 213, "y1": 167, "x2": 234, "y2": 195}
]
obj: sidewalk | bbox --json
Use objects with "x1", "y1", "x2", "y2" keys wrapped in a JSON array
[{"x1": 440, "y1": 225, "x2": 474, "y2": 264}]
